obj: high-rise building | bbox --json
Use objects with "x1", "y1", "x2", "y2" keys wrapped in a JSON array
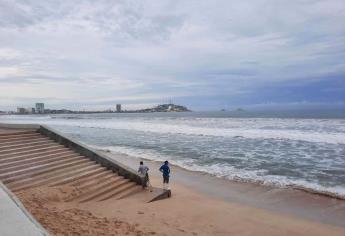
[
  {"x1": 17, "y1": 107, "x2": 25, "y2": 114},
  {"x1": 35, "y1": 103, "x2": 45, "y2": 114},
  {"x1": 116, "y1": 104, "x2": 121, "y2": 112}
]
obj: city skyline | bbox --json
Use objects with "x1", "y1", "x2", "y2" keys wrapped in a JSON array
[{"x1": 0, "y1": 1, "x2": 345, "y2": 111}]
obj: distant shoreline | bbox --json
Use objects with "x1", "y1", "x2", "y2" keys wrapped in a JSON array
[
  {"x1": 4, "y1": 103, "x2": 191, "y2": 115},
  {"x1": 2, "y1": 109, "x2": 345, "y2": 119},
  {"x1": 2, "y1": 110, "x2": 192, "y2": 115}
]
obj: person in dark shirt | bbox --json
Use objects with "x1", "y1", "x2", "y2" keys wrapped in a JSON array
[{"x1": 159, "y1": 161, "x2": 170, "y2": 190}]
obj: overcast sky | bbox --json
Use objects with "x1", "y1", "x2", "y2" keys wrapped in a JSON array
[{"x1": 0, "y1": 0, "x2": 344, "y2": 111}]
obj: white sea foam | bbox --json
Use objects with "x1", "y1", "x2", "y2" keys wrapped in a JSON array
[
  {"x1": 93, "y1": 145, "x2": 345, "y2": 199},
  {"x1": 1, "y1": 115, "x2": 345, "y2": 144}
]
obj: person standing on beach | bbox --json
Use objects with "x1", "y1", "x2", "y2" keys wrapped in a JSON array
[
  {"x1": 159, "y1": 161, "x2": 170, "y2": 190},
  {"x1": 138, "y1": 161, "x2": 152, "y2": 190}
]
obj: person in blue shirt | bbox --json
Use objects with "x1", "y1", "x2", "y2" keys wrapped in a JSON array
[{"x1": 159, "y1": 161, "x2": 170, "y2": 190}]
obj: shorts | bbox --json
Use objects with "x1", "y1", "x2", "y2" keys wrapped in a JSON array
[{"x1": 163, "y1": 176, "x2": 169, "y2": 183}]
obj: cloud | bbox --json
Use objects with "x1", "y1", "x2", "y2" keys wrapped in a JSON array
[
  {"x1": 0, "y1": 66, "x2": 24, "y2": 77},
  {"x1": 0, "y1": 0, "x2": 344, "y2": 110}
]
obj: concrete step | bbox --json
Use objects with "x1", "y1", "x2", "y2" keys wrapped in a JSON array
[
  {"x1": 73, "y1": 173, "x2": 121, "y2": 190},
  {"x1": 0, "y1": 131, "x2": 39, "y2": 139},
  {"x1": 0, "y1": 153, "x2": 81, "y2": 173},
  {"x1": 0, "y1": 155, "x2": 84, "y2": 179},
  {"x1": 0, "y1": 130, "x2": 37, "y2": 137},
  {"x1": 0, "y1": 137, "x2": 50, "y2": 147},
  {"x1": 0, "y1": 142, "x2": 65, "y2": 155},
  {"x1": 98, "y1": 182, "x2": 143, "y2": 201},
  {"x1": 12, "y1": 164, "x2": 101, "y2": 192},
  {"x1": 0, "y1": 149, "x2": 74, "y2": 165},
  {"x1": 0, "y1": 139, "x2": 54, "y2": 151},
  {"x1": 78, "y1": 179, "x2": 131, "y2": 203},
  {"x1": 48, "y1": 167, "x2": 108, "y2": 187},
  {"x1": 0, "y1": 145, "x2": 67, "y2": 158},
  {"x1": 54, "y1": 169, "x2": 113, "y2": 187},
  {"x1": 79, "y1": 179, "x2": 136, "y2": 202},
  {"x1": 0, "y1": 133, "x2": 42, "y2": 141},
  {"x1": 7, "y1": 161, "x2": 97, "y2": 188},
  {"x1": 0, "y1": 135, "x2": 45, "y2": 143},
  {"x1": 0, "y1": 151, "x2": 74, "y2": 169},
  {"x1": 66, "y1": 176, "x2": 126, "y2": 202},
  {"x1": 2, "y1": 158, "x2": 90, "y2": 184},
  {"x1": 0, "y1": 128, "x2": 148, "y2": 203}
]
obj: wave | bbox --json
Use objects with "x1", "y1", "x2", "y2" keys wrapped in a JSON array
[
  {"x1": 92, "y1": 145, "x2": 345, "y2": 200},
  {"x1": 1, "y1": 116, "x2": 345, "y2": 144},
  {"x1": 52, "y1": 121, "x2": 345, "y2": 144}
]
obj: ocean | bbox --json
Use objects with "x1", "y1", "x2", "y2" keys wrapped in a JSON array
[{"x1": 1, "y1": 111, "x2": 345, "y2": 198}]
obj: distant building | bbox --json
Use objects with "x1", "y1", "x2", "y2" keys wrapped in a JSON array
[
  {"x1": 17, "y1": 107, "x2": 26, "y2": 114},
  {"x1": 35, "y1": 103, "x2": 45, "y2": 114},
  {"x1": 116, "y1": 104, "x2": 121, "y2": 112}
]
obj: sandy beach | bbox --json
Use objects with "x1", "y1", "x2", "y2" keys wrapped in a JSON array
[{"x1": 13, "y1": 151, "x2": 345, "y2": 236}]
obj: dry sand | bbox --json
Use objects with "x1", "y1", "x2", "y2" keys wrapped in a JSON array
[{"x1": 15, "y1": 174, "x2": 345, "y2": 236}]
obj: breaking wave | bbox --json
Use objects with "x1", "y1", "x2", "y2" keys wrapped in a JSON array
[
  {"x1": 1, "y1": 115, "x2": 345, "y2": 144},
  {"x1": 93, "y1": 145, "x2": 345, "y2": 199}
]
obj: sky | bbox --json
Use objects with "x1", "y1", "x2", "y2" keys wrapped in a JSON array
[{"x1": 0, "y1": 0, "x2": 344, "y2": 111}]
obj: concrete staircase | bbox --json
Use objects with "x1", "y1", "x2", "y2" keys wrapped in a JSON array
[{"x1": 0, "y1": 130, "x2": 143, "y2": 202}]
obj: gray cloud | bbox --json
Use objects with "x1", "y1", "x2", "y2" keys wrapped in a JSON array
[{"x1": 0, "y1": 0, "x2": 344, "y2": 110}]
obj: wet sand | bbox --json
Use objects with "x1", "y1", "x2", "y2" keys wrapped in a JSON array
[
  {"x1": 103, "y1": 151, "x2": 345, "y2": 227},
  {"x1": 12, "y1": 150, "x2": 345, "y2": 236}
]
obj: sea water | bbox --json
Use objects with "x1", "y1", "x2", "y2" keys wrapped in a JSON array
[{"x1": 1, "y1": 111, "x2": 344, "y2": 198}]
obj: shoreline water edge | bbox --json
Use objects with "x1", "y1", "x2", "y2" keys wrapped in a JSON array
[
  {"x1": 98, "y1": 149, "x2": 345, "y2": 227},
  {"x1": 1, "y1": 112, "x2": 344, "y2": 200},
  {"x1": 96, "y1": 146, "x2": 345, "y2": 200}
]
